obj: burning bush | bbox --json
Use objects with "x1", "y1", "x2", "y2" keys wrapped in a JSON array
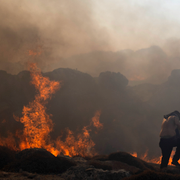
[{"x1": 0, "y1": 63, "x2": 103, "y2": 158}]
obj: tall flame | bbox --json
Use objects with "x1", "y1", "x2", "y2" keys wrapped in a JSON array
[
  {"x1": 17, "y1": 63, "x2": 60, "y2": 155},
  {"x1": 0, "y1": 63, "x2": 103, "y2": 157}
]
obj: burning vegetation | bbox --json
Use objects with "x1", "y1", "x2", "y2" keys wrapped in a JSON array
[
  {"x1": 0, "y1": 63, "x2": 175, "y2": 164},
  {"x1": 0, "y1": 63, "x2": 103, "y2": 157},
  {"x1": 131, "y1": 150, "x2": 180, "y2": 166},
  {"x1": 1, "y1": 60, "x2": 180, "y2": 174},
  {"x1": 0, "y1": 64, "x2": 180, "y2": 179}
]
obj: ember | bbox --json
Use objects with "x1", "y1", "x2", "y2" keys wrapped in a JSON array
[{"x1": 92, "y1": 110, "x2": 103, "y2": 130}]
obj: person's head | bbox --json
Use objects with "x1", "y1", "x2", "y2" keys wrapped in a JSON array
[
  {"x1": 173, "y1": 110, "x2": 180, "y2": 119},
  {"x1": 164, "y1": 110, "x2": 180, "y2": 119}
]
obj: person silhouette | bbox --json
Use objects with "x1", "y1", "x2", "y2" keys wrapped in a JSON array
[{"x1": 159, "y1": 110, "x2": 180, "y2": 169}]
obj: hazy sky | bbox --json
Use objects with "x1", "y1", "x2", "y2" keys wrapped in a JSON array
[
  {"x1": 93, "y1": 0, "x2": 180, "y2": 50},
  {"x1": 1, "y1": 0, "x2": 180, "y2": 55},
  {"x1": 1, "y1": 0, "x2": 180, "y2": 81}
]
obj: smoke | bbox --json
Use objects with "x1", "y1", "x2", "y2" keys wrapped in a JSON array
[
  {"x1": 1, "y1": 0, "x2": 180, "y2": 84},
  {"x1": 0, "y1": 0, "x2": 113, "y2": 74},
  {"x1": 55, "y1": 46, "x2": 172, "y2": 84}
]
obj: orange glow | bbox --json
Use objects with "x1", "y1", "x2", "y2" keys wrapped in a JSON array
[
  {"x1": 54, "y1": 110, "x2": 102, "y2": 157},
  {"x1": 0, "y1": 132, "x2": 18, "y2": 151},
  {"x1": 130, "y1": 152, "x2": 137, "y2": 157},
  {"x1": 17, "y1": 63, "x2": 60, "y2": 155},
  {"x1": 91, "y1": 110, "x2": 103, "y2": 130},
  {"x1": 29, "y1": 48, "x2": 42, "y2": 57},
  {"x1": 128, "y1": 75, "x2": 146, "y2": 81},
  {"x1": 55, "y1": 127, "x2": 95, "y2": 157},
  {"x1": 140, "y1": 150, "x2": 162, "y2": 164},
  {"x1": 1, "y1": 119, "x2": 6, "y2": 123},
  {"x1": 131, "y1": 150, "x2": 180, "y2": 165}
]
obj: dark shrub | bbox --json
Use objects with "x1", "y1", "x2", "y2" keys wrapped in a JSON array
[
  {"x1": 90, "y1": 154, "x2": 109, "y2": 161},
  {"x1": 4, "y1": 148, "x2": 76, "y2": 174},
  {"x1": 108, "y1": 152, "x2": 155, "y2": 171},
  {"x1": 0, "y1": 146, "x2": 16, "y2": 169}
]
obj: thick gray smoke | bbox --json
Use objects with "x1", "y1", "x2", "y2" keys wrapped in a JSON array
[
  {"x1": 0, "y1": 0, "x2": 112, "y2": 73},
  {"x1": 57, "y1": 46, "x2": 172, "y2": 84},
  {"x1": 1, "y1": 0, "x2": 180, "y2": 84}
]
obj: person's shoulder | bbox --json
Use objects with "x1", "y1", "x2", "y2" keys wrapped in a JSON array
[
  {"x1": 168, "y1": 115, "x2": 177, "y2": 121},
  {"x1": 169, "y1": 115, "x2": 180, "y2": 124}
]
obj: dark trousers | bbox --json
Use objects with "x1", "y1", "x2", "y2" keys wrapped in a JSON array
[{"x1": 159, "y1": 136, "x2": 180, "y2": 168}]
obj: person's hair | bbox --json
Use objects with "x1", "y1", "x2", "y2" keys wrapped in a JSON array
[{"x1": 164, "y1": 110, "x2": 180, "y2": 119}]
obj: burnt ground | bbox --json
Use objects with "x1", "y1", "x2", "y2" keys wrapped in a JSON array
[{"x1": 0, "y1": 147, "x2": 180, "y2": 180}]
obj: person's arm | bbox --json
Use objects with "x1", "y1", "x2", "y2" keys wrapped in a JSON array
[{"x1": 174, "y1": 116, "x2": 180, "y2": 129}]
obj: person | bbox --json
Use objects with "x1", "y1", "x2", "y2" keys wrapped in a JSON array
[{"x1": 159, "y1": 110, "x2": 180, "y2": 169}]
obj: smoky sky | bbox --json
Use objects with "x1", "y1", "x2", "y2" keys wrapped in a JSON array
[
  {"x1": 0, "y1": 0, "x2": 112, "y2": 72},
  {"x1": 1, "y1": 0, "x2": 180, "y2": 84}
]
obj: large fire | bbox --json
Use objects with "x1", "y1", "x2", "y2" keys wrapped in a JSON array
[
  {"x1": 1, "y1": 62, "x2": 176, "y2": 164},
  {"x1": 16, "y1": 63, "x2": 60, "y2": 155},
  {"x1": 0, "y1": 63, "x2": 102, "y2": 157}
]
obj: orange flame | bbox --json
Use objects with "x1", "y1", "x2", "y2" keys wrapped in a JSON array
[
  {"x1": 0, "y1": 64, "x2": 102, "y2": 157},
  {"x1": 54, "y1": 110, "x2": 102, "y2": 157},
  {"x1": 28, "y1": 48, "x2": 42, "y2": 57},
  {"x1": 55, "y1": 127, "x2": 95, "y2": 157},
  {"x1": 92, "y1": 110, "x2": 103, "y2": 130},
  {"x1": 17, "y1": 63, "x2": 60, "y2": 155},
  {"x1": 130, "y1": 152, "x2": 137, "y2": 158},
  {"x1": 0, "y1": 132, "x2": 18, "y2": 151},
  {"x1": 131, "y1": 150, "x2": 180, "y2": 165}
]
